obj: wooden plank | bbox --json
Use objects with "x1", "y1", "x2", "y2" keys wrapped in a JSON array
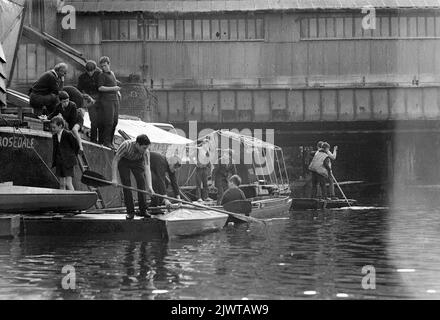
[
  {"x1": 36, "y1": 45, "x2": 46, "y2": 78},
  {"x1": 304, "y1": 90, "x2": 320, "y2": 121},
  {"x1": 417, "y1": 16, "x2": 426, "y2": 37},
  {"x1": 185, "y1": 91, "x2": 202, "y2": 121},
  {"x1": 418, "y1": 40, "x2": 435, "y2": 75},
  {"x1": 390, "y1": 16, "x2": 399, "y2": 37},
  {"x1": 396, "y1": 41, "x2": 418, "y2": 75},
  {"x1": 354, "y1": 89, "x2": 371, "y2": 120},
  {"x1": 202, "y1": 91, "x2": 219, "y2": 122},
  {"x1": 343, "y1": 16, "x2": 352, "y2": 38},
  {"x1": 399, "y1": 16, "x2": 408, "y2": 37},
  {"x1": 321, "y1": 90, "x2": 338, "y2": 121},
  {"x1": 307, "y1": 42, "x2": 323, "y2": 75},
  {"x1": 27, "y1": 43, "x2": 37, "y2": 81},
  {"x1": 353, "y1": 41, "x2": 370, "y2": 74},
  {"x1": 236, "y1": 90, "x2": 253, "y2": 122},
  {"x1": 354, "y1": 16, "x2": 363, "y2": 37},
  {"x1": 322, "y1": 41, "x2": 339, "y2": 75},
  {"x1": 220, "y1": 90, "x2": 235, "y2": 122},
  {"x1": 370, "y1": 41, "x2": 388, "y2": 75},
  {"x1": 371, "y1": 89, "x2": 389, "y2": 120},
  {"x1": 291, "y1": 42, "x2": 307, "y2": 76},
  {"x1": 406, "y1": 88, "x2": 424, "y2": 119},
  {"x1": 168, "y1": 91, "x2": 185, "y2": 122},
  {"x1": 389, "y1": 88, "x2": 406, "y2": 120},
  {"x1": 155, "y1": 91, "x2": 168, "y2": 122},
  {"x1": 287, "y1": 89, "x2": 304, "y2": 121},
  {"x1": 253, "y1": 90, "x2": 270, "y2": 121},
  {"x1": 338, "y1": 89, "x2": 354, "y2": 121},
  {"x1": 426, "y1": 16, "x2": 435, "y2": 37},
  {"x1": 335, "y1": 17, "x2": 344, "y2": 38},
  {"x1": 408, "y1": 16, "x2": 417, "y2": 37},
  {"x1": 422, "y1": 88, "x2": 439, "y2": 119}
]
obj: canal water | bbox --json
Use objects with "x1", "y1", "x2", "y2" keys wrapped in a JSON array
[{"x1": 1, "y1": 202, "x2": 440, "y2": 299}]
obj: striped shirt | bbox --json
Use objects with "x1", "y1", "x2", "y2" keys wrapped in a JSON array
[{"x1": 116, "y1": 140, "x2": 149, "y2": 162}]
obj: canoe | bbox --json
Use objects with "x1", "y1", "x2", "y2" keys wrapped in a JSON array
[
  {"x1": 250, "y1": 196, "x2": 293, "y2": 219},
  {"x1": 0, "y1": 185, "x2": 97, "y2": 213},
  {"x1": 202, "y1": 196, "x2": 292, "y2": 223},
  {"x1": 152, "y1": 206, "x2": 229, "y2": 237},
  {"x1": 290, "y1": 197, "x2": 357, "y2": 210}
]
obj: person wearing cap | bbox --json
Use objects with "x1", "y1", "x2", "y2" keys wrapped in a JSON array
[
  {"x1": 29, "y1": 63, "x2": 67, "y2": 115},
  {"x1": 308, "y1": 142, "x2": 332, "y2": 199},
  {"x1": 220, "y1": 175, "x2": 246, "y2": 206},
  {"x1": 149, "y1": 151, "x2": 182, "y2": 213},
  {"x1": 77, "y1": 60, "x2": 102, "y2": 144},
  {"x1": 47, "y1": 90, "x2": 84, "y2": 153}
]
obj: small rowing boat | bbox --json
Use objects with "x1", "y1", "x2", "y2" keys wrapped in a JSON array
[
  {"x1": 152, "y1": 206, "x2": 228, "y2": 237},
  {"x1": 0, "y1": 185, "x2": 97, "y2": 213}
]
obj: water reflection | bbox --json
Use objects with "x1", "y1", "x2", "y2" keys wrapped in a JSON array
[{"x1": 0, "y1": 206, "x2": 439, "y2": 299}]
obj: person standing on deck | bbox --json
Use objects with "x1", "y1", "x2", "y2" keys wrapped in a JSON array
[
  {"x1": 213, "y1": 149, "x2": 236, "y2": 205},
  {"x1": 51, "y1": 116, "x2": 79, "y2": 191},
  {"x1": 30, "y1": 63, "x2": 67, "y2": 116},
  {"x1": 324, "y1": 142, "x2": 338, "y2": 200},
  {"x1": 77, "y1": 60, "x2": 102, "y2": 144},
  {"x1": 97, "y1": 56, "x2": 121, "y2": 148},
  {"x1": 194, "y1": 138, "x2": 212, "y2": 202},
  {"x1": 111, "y1": 134, "x2": 154, "y2": 220},
  {"x1": 149, "y1": 152, "x2": 182, "y2": 213},
  {"x1": 220, "y1": 175, "x2": 246, "y2": 206},
  {"x1": 46, "y1": 91, "x2": 84, "y2": 154},
  {"x1": 308, "y1": 142, "x2": 332, "y2": 199}
]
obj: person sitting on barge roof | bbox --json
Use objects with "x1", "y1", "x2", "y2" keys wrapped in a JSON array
[{"x1": 29, "y1": 63, "x2": 67, "y2": 116}]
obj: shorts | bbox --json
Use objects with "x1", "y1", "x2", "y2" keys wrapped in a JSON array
[{"x1": 56, "y1": 165, "x2": 74, "y2": 178}]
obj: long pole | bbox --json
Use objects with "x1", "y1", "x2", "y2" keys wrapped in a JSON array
[
  {"x1": 330, "y1": 172, "x2": 352, "y2": 208},
  {"x1": 83, "y1": 174, "x2": 264, "y2": 225}
]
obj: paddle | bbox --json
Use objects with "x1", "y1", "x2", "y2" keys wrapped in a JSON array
[
  {"x1": 330, "y1": 172, "x2": 352, "y2": 208},
  {"x1": 81, "y1": 170, "x2": 265, "y2": 225}
]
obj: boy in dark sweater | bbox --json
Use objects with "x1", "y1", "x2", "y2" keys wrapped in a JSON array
[
  {"x1": 220, "y1": 175, "x2": 246, "y2": 206},
  {"x1": 47, "y1": 91, "x2": 84, "y2": 153},
  {"x1": 97, "y1": 56, "x2": 121, "y2": 148}
]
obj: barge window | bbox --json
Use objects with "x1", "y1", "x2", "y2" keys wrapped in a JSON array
[
  {"x1": 300, "y1": 14, "x2": 440, "y2": 40},
  {"x1": 101, "y1": 16, "x2": 265, "y2": 41}
]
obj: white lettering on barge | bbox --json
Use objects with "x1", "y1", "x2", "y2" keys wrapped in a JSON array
[{"x1": 0, "y1": 135, "x2": 35, "y2": 149}]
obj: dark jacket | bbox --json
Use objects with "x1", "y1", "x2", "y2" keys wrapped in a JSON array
[
  {"x1": 150, "y1": 151, "x2": 180, "y2": 197},
  {"x1": 52, "y1": 130, "x2": 80, "y2": 168},
  {"x1": 48, "y1": 101, "x2": 79, "y2": 130},
  {"x1": 30, "y1": 70, "x2": 62, "y2": 95},
  {"x1": 77, "y1": 70, "x2": 102, "y2": 99},
  {"x1": 220, "y1": 186, "x2": 246, "y2": 206}
]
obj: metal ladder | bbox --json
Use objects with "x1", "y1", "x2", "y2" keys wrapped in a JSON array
[{"x1": 77, "y1": 152, "x2": 105, "y2": 209}]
